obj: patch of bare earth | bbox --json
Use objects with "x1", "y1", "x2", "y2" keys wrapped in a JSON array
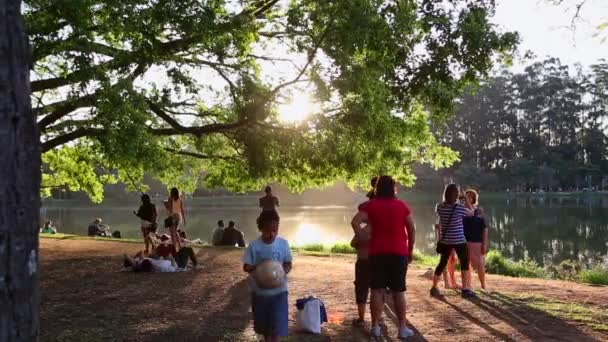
[{"x1": 40, "y1": 239, "x2": 608, "y2": 341}]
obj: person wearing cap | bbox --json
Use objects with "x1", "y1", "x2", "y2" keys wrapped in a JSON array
[{"x1": 153, "y1": 234, "x2": 199, "y2": 269}]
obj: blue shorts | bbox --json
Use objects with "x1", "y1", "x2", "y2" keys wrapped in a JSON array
[{"x1": 253, "y1": 291, "x2": 289, "y2": 337}]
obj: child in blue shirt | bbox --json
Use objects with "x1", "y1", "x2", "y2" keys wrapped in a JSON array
[{"x1": 243, "y1": 210, "x2": 292, "y2": 342}]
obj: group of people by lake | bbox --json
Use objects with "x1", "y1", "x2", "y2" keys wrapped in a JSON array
[
  {"x1": 132, "y1": 187, "x2": 250, "y2": 253},
  {"x1": 41, "y1": 179, "x2": 488, "y2": 340},
  {"x1": 348, "y1": 175, "x2": 489, "y2": 338}
]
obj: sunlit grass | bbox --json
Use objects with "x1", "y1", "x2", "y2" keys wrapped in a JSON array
[
  {"x1": 500, "y1": 292, "x2": 608, "y2": 332},
  {"x1": 579, "y1": 267, "x2": 608, "y2": 285}
]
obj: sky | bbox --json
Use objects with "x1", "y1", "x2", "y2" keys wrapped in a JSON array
[{"x1": 493, "y1": 0, "x2": 607, "y2": 69}]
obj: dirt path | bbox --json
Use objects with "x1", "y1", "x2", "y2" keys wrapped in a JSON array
[{"x1": 39, "y1": 239, "x2": 608, "y2": 341}]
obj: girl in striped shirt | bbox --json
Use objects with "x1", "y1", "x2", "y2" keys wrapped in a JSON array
[{"x1": 430, "y1": 184, "x2": 476, "y2": 298}]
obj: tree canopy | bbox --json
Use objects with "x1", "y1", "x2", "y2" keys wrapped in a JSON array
[{"x1": 28, "y1": 0, "x2": 518, "y2": 202}]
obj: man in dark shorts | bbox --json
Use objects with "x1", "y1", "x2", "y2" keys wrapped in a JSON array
[
  {"x1": 351, "y1": 175, "x2": 417, "y2": 339},
  {"x1": 219, "y1": 221, "x2": 246, "y2": 247}
]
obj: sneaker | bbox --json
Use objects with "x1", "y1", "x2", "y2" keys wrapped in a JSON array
[
  {"x1": 398, "y1": 326, "x2": 415, "y2": 339},
  {"x1": 461, "y1": 289, "x2": 477, "y2": 299},
  {"x1": 430, "y1": 287, "x2": 442, "y2": 298},
  {"x1": 370, "y1": 325, "x2": 381, "y2": 337}
]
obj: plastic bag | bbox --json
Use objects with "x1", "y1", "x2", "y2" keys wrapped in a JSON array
[{"x1": 295, "y1": 298, "x2": 323, "y2": 334}]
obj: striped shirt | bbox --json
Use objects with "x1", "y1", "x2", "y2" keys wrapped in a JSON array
[{"x1": 436, "y1": 202, "x2": 468, "y2": 245}]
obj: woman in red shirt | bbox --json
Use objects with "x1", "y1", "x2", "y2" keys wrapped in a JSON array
[{"x1": 351, "y1": 175, "x2": 417, "y2": 339}]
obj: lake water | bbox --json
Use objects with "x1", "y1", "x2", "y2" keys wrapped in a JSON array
[{"x1": 40, "y1": 194, "x2": 608, "y2": 266}]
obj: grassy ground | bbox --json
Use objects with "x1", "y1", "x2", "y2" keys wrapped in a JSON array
[
  {"x1": 41, "y1": 234, "x2": 608, "y2": 285},
  {"x1": 39, "y1": 239, "x2": 608, "y2": 342}
]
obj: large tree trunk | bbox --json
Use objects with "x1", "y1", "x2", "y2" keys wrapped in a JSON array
[{"x1": 0, "y1": 0, "x2": 41, "y2": 340}]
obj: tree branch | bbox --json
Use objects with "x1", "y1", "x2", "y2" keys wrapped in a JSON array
[
  {"x1": 163, "y1": 148, "x2": 237, "y2": 160},
  {"x1": 270, "y1": 20, "x2": 333, "y2": 96},
  {"x1": 37, "y1": 64, "x2": 147, "y2": 130},
  {"x1": 41, "y1": 128, "x2": 101, "y2": 152}
]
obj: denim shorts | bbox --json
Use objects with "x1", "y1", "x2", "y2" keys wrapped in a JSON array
[{"x1": 253, "y1": 291, "x2": 289, "y2": 337}]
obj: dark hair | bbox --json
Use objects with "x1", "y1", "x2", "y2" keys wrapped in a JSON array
[
  {"x1": 443, "y1": 184, "x2": 460, "y2": 204},
  {"x1": 139, "y1": 259, "x2": 153, "y2": 272},
  {"x1": 217, "y1": 220, "x2": 224, "y2": 226},
  {"x1": 178, "y1": 229, "x2": 186, "y2": 239},
  {"x1": 370, "y1": 176, "x2": 379, "y2": 188},
  {"x1": 257, "y1": 210, "x2": 279, "y2": 230},
  {"x1": 160, "y1": 234, "x2": 170, "y2": 242},
  {"x1": 228, "y1": 221, "x2": 235, "y2": 227},
  {"x1": 264, "y1": 185, "x2": 272, "y2": 194},
  {"x1": 170, "y1": 187, "x2": 179, "y2": 201},
  {"x1": 367, "y1": 176, "x2": 379, "y2": 199},
  {"x1": 141, "y1": 193, "x2": 151, "y2": 204},
  {"x1": 375, "y1": 175, "x2": 396, "y2": 199}
]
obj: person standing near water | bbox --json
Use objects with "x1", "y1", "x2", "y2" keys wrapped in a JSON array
[
  {"x1": 431, "y1": 184, "x2": 475, "y2": 298},
  {"x1": 165, "y1": 187, "x2": 186, "y2": 250},
  {"x1": 351, "y1": 175, "x2": 417, "y2": 339},
  {"x1": 259, "y1": 186, "x2": 279, "y2": 212},
  {"x1": 463, "y1": 189, "x2": 488, "y2": 290},
  {"x1": 350, "y1": 176, "x2": 377, "y2": 326},
  {"x1": 134, "y1": 194, "x2": 157, "y2": 254}
]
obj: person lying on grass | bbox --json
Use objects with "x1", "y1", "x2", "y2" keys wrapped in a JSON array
[
  {"x1": 152, "y1": 234, "x2": 200, "y2": 270},
  {"x1": 123, "y1": 235, "x2": 201, "y2": 272},
  {"x1": 123, "y1": 251, "x2": 178, "y2": 273}
]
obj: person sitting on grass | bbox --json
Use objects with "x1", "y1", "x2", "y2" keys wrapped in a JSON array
[
  {"x1": 153, "y1": 234, "x2": 200, "y2": 270},
  {"x1": 220, "y1": 221, "x2": 246, "y2": 247},
  {"x1": 211, "y1": 220, "x2": 225, "y2": 246},
  {"x1": 178, "y1": 229, "x2": 202, "y2": 245},
  {"x1": 40, "y1": 220, "x2": 57, "y2": 234},
  {"x1": 88, "y1": 218, "x2": 110, "y2": 237},
  {"x1": 243, "y1": 210, "x2": 292, "y2": 342}
]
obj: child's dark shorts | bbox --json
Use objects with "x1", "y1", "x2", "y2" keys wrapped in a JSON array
[
  {"x1": 354, "y1": 259, "x2": 371, "y2": 304},
  {"x1": 253, "y1": 291, "x2": 289, "y2": 337}
]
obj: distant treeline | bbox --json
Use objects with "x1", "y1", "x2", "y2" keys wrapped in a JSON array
[{"x1": 415, "y1": 58, "x2": 608, "y2": 192}]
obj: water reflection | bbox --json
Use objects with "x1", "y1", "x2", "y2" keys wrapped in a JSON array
[
  {"x1": 293, "y1": 223, "x2": 339, "y2": 246},
  {"x1": 41, "y1": 194, "x2": 608, "y2": 266}
]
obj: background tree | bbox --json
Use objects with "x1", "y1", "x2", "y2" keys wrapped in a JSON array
[
  {"x1": 433, "y1": 57, "x2": 608, "y2": 192},
  {"x1": 27, "y1": 0, "x2": 518, "y2": 201},
  {"x1": 0, "y1": 0, "x2": 41, "y2": 339}
]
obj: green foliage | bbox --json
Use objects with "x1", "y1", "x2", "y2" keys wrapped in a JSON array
[
  {"x1": 412, "y1": 250, "x2": 439, "y2": 266},
  {"x1": 329, "y1": 243, "x2": 356, "y2": 254},
  {"x1": 41, "y1": 144, "x2": 118, "y2": 203},
  {"x1": 485, "y1": 250, "x2": 546, "y2": 278},
  {"x1": 27, "y1": 0, "x2": 518, "y2": 201},
  {"x1": 546, "y1": 259, "x2": 582, "y2": 281},
  {"x1": 579, "y1": 267, "x2": 608, "y2": 285},
  {"x1": 297, "y1": 243, "x2": 325, "y2": 252}
]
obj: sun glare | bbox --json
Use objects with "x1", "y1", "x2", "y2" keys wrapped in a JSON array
[
  {"x1": 277, "y1": 93, "x2": 320, "y2": 123},
  {"x1": 293, "y1": 223, "x2": 337, "y2": 246}
]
